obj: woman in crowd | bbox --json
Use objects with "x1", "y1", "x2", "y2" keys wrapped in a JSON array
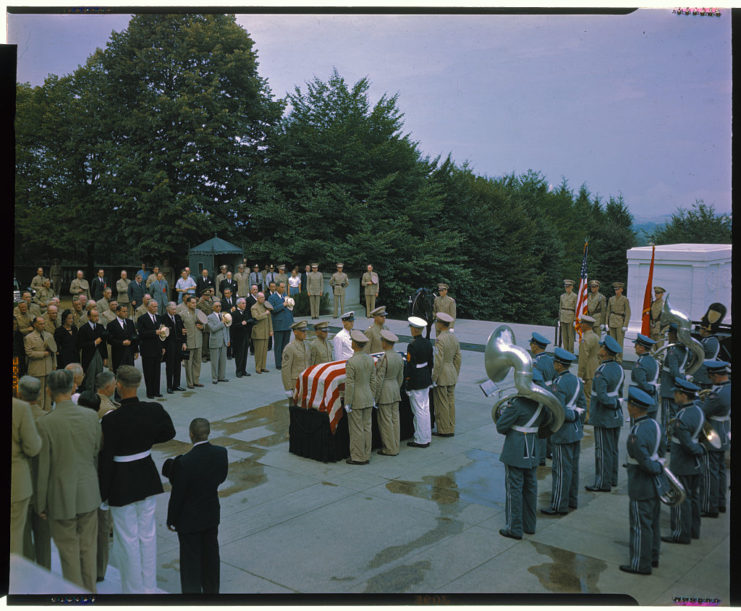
[{"x1": 54, "y1": 309, "x2": 79, "y2": 368}]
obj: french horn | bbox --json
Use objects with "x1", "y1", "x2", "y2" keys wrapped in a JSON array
[
  {"x1": 484, "y1": 325, "x2": 565, "y2": 432},
  {"x1": 650, "y1": 295, "x2": 705, "y2": 375}
]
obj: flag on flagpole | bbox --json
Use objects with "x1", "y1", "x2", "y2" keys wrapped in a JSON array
[
  {"x1": 641, "y1": 243, "x2": 656, "y2": 335},
  {"x1": 574, "y1": 240, "x2": 589, "y2": 341}
]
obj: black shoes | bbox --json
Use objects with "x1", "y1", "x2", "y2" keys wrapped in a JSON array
[
  {"x1": 346, "y1": 459, "x2": 369, "y2": 465},
  {"x1": 585, "y1": 485, "x2": 611, "y2": 492},
  {"x1": 661, "y1": 536, "x2": 689, "y2": 544},
  {"x1": 619, "y1": 565, "x2": 651, "y2": 575},
  {"x1": 499, "y1": 529, "x2": 522, "y2": 540},
  {"x1": 540, "y1": 507, "x2": 568, "y2": 516},
  {"x1": 701, "y1": 512, "x2": 719, "y2": 518},
  {"x1": 432, "y1": 432, "x2": 454, "y2": 437},
  {"x1": 173, "y1": 386, "x2": 185, "y2": 391},
  {"x1": 407, "y1": 441, "x2": 430, "y2": 448},
  {"x1": 167, "y1": 388, "x2": 174, "y2": 394}
]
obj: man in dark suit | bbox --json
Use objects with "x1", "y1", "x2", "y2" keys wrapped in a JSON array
[
  {"x1": 245, "y1": 286, "x2": 258, "y2": 356},
  {"x1": 136, "y1": 299, "x2": 165, "y2": 399},
  {"x1": 77, "y1": 307, "x2": 108, "y2": 391},
  {"x1": 98, "y1": 365, "x2": 175, "y2": 593},
  {"x1": 163, "y1": 418, "x2": 228, "y2": 594},
  {"x1": 127, "y1": 272, "x2": 146, "y2": 319},
  {"x1": 196, "y1": 269, "x2": 215, "y2": 300},
  {"x1": 106, "y1": 304, "x2": 139, "y2": 372},
  {"x1": 90, "y1": 269, "x2": 108, "y2": 301},
  {"x1": 231, "y1": 297, "x2": 253, "y2": 377},
  {"x1": 221, "y1": 288, "x2": 238, "y2": 359},
  {"x1": 162, "y1": 302, "x2": 186, "y2": 393},
  {"x1": 219, "y1": 273, "x2": 238, "y2": 301}
]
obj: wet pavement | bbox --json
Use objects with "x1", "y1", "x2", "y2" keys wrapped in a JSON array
[{"x1": 11, "y1": 314, "x2": 731, "y2": 603}]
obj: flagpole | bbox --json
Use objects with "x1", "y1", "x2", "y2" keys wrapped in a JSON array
[{"x1": 641, "y1": 243, "x2": 656, "y2": 336}]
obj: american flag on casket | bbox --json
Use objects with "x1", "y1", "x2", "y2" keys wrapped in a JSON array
[{"x1": 294, "y1": 354, "x2": 383, "y2": 434}]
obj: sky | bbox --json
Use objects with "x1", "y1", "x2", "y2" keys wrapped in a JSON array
[{"x1": 6, "y1": 6, "x2": 733, "y2": 220}]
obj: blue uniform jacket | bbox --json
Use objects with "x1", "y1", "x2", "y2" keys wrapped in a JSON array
[
  {"x1": 693, "y1": 335, "x2": 721, "y2": 386},
  {"x1": 497, "y1": 395, "x2": 548, "y2": 469},
  {"x1": 590, "y1": 359, "x2": 624, "y2": 429},
  {"x1": 669, "y1": 402, "x2": 705, "y2": 476},
  {"x1": 533, "y1": 352, "x2": 556, "y2": 383},
  {"x1": 660, "y1": 344, "x2": 688, "y2": 398},
  {"x1": 632, "y1": 354, "x2": 660, "y2": 397},
  {"x1": 701, "y1": 380, "x2": 730, "y2": 452},
  {"x1": 549, "y1": 370, "x2": 585, "y2": 445},
  {"x1": 627, "y1": 415, "x2": 665, "y2": 500},
  {"x1": 268, "y1": 292, "x2": 293, "y2": 332}
]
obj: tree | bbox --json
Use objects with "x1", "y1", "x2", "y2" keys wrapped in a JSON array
[{"x1": 650, "y1": 201, "x2": 732, "y2": 245}]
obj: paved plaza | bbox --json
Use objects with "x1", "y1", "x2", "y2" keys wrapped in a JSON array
[{"x1": 10, "y1": 315, "x2": 732, "y2": 603}]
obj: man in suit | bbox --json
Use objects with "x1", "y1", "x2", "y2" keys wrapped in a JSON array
[
  {"x1": 97, "y1": 287, "x2": 113, "y2": 315},
  {"x1": 309, "y1": 320, "x2": 334, "y2": 366},
  {"x1": 577, "y1": 316, "x2": 601, "y2": 417},
  {"x1": 281, "y1": 320, "x2": 309, "y2": 405},
  {"x1": 559, "y1": 279, "x2": 577, "y2": 352},
  {"x1": 374, "y1": 330, "x2": 403, "y2": 456},
  {"x1": 251, "y1": 292, "x2": 273, "y2": 374},
  {"x1": 182, "y1": 296, "x2": 205, "y2": 388},
  {"x1": 362, "y1": 264, "x2": 380, "y2": 318},
  {"x1": 431, "y1": 312, "x2": 461, "y2": 437},
  {"x1": 164, "y1": 418, "x2": 228, "y2": 594},
  {"x1": 307, "y1": 263, "x2": 323, "y2": 319},
  {"x1": 231, "y1": 297, "x2": 253, "y2": 378},
  {"x1": 344, "y1": 330, "x2": 377, "y2": 465},
  {"x1": 214, "y1": 265, "x2": 228, "y2": 299},
  {"x1": 24, "y1": 316, "x2": 57, "y2": 411},
  {"x1": 235, "y1": 264, "x2": 249, "y2": 298},
  {"x1": 363, "y1": 306, "x2": 388, "y2": 354},
  {"x1": 245, "y1": 286, "x2": 259, "y2": 355},
  {"x1": 90, "y1": 269, "x2": 107, "y2": 302},
  {"x1": 136, "y1": 299, "x2": 166, "y2": 399},
  {"x1": 432, "y1": 283, "x2": 456, "y2": 331},
  {"x1": 146, "y1": 265, "x2": 160, "y2": 290},
  {"x1": 269, "y1": 281, "x2": 293, "y2": 370},
  {"x1": 219, "y1": 271, "x2": 238, "y2": 301},
  {"x1": 405, "y1": 316, "x2": 434, "y2": 448},
  {"x1": 197, "y1": 289, "x2": 214, "y2": 361},
  {"x1": 116, "y1": 270, "x2": 130, "y2": 312},
  {"x1": 70, "y1": 270, "x2": 90, "y2": 299},
  {"x1": 98, "y1": 365, "x2": 175, "y2": 593},
  {"x1": 196, "y1": 269, "x2": 215, "y2": 300},
  {"x1": 207, "y1": 300, "x2": 230, "y2": 384},
  {"x1": 128, "y1": 272, "x2": 146, "y2": 319},
  {"x1": 221, "y1": 288, "x2": 237, "y2": 359},
  {"x1": 329, "y1": 263, "x2": 348, "y2": 318},
  {"x1": 162, "y1": 302, "x2": 186, "y2": 393},
  {"x1": 106, "y1": 304, "x2": 139, "y2": 372},
  {"x1": 300, "y1": 264, "x2": 310, "y2": 294},
  {"x1": 36, "y1": 369, "x2": 101, "y2": 592},
  {"x1": 77, "y1": 308, "x2": 108, "y2": 392},
  {"x1": 11, "y1": 396, "x2": 42, "y2": 555}
]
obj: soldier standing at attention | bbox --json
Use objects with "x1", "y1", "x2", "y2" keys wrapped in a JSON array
[
  {"x1": 431, "y1": 312, "x2": 461, "y2": 437},
  {"x1": 344, "y1": 331, "x2": 377, "y2": 465},
  {"x1": 275, "y1": 265, "x2": 288, "y2": 293},
  {"x1": 374, "y1": 330, "x2": 403, "y2": 456},
  {"x1": 559, "y1": 279, "x2": 577, "y2": 352},
  {"x1": 309, "y1": 321, "x2": 334, "y2": 366},
  {"x1": 432, "y1": 283, "x2": 456, "y2": 332},
  {"x1": 692, "y1": 321, "x2": 721, "y2": 389},
  {"x1": 631, "y1": 334, "x2": 660, "y2": 420},
  {"x1": 364, "y1": 306, "x2": 388, "y2": 354},
  {"x1": 214, "y1": 265, "x2": 228, "y2": 300},
  {"x1": 362, "y1": 264, "x2": 379, "y2": 318},
  {"x1": 307, "y1": 263, "x2": 324, "y2": 319},
  {"x1": 405, "y1": 317, "x2": 434, "y2": 448},
  {"x1": 587, "y1": 280, "x2": 606, "y2": 330},
  {"x1": 699, "y1": 360, "x2": 731, "y2": 518},
  {"x1": 649, "y1": 287, "x2": 666, "y2": 350},
  {"x1": 333, "y1": 312, "x2": 355, "y2": 361},
  {"x1": 116, "y1": 270, "x2": 131, "y2": 314},
  {"x1": 69, "y1": 270, "x2": 90, "y2": 300},
  {"x1": 281, "y1": 321, "x2": 309, "y2": 406},
  {"x1": 529, "y1": 332, "x2": 555, "y2": 464},
  {"x1": 577, "y1": 315, "x2": 600, "y2": 419},
  {"x1": 605, "y1": 282, "x2": 631, "y2": 361},
  {"x1": 658, "y1": 323, "x2": 688, "y2": 448},
  {"x1": 329, "y1": 263, "x2": 348, "y2": 318},
  {"x1": 621, "y1": 386, "x2": 663, "y2": 575}
]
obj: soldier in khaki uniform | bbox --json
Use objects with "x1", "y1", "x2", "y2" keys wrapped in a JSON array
[
  {"x1": 101, "y1": 301, "x2": 117, "y2": 326},
  {"x1": 281, "y1": 320, "x2": 309, "y2": 405},
  {"x1": 559, "y1": 279, "x2": 578, "y2": 353},
  {"x1": 587, "y1": 280, "x2": 607, "y2": 329},
  {"x1": 251, "y1": 293, "x2": 273, "y2": 373},
  {"x1": 236, "y1": 264, "x2": 249, "y2": 298},
  {"x1": 43, "y1": 304, "x2": 60, "y2": 334},
  {"x1": 34, "y1": 279, "x2": 55, "y2": 314},
  {"x1": 433, "y1": 283, "x2": 456, "y2": 331},
  {"x1": 15, "y1": 301, "x2": 35, "y2": 337},
  {"x1": 24, "y1": 317, "x2": 58, "y2": 411},
  {"x1": 375, "y1": 330, "x2": 403, "y2": 456},
  {"x1": 196, "y1": 290, "x2": 214, "y2": 360},
  {"x1": 577, "y1": 315, "x2": 601, "y2": 418},
  {"x1": 309, "y1": 321, "x2": 334, "y2": 366},
  {"x1": 649, "y1": 286, "x2": 666, "y2": 350},
  {"x1": 275, "y1": 265, "x2": 289, "y2": 292},
  {"x1": 69, "y1": 270, "x2": 90, "y2": 299},
  {"x1": 215, "y1": 265, "x2": 228, "y2": 299},
  {"x1": 605, "y1": 281, "x2": 631, "y2": 362},
  {"x1": 329, "y1": 263, "x2": 349, "y2": 318},
  {"x1": 16, "y1": 292, "x2": 41, "y2": 319},
  {"x1": 307, "y1": 263, "x2": 324, "y2": 319},
  {"x1": 11, "y1": 396, "x2": 42, "y2": 556},
  {"x1": 344, "y1": 330, "x2": 377, "y2": 465},
  {"x1": 362, "y1": 264, "x2": 379, "y2": 317},
  {"x1": 116, "y1": 270, "x2": 131, "y2": 311},
  {"x1": 364, "y1": 306, "x2": 388, "y2": 354},
  {"x1": 135, "y1": 294, "x2": 152, "y2": 322},
  {"x1": 97, "y1": 287, "x2": 112, "y2": 314},
  {"x1": 431, "y1": 312, "x2": 462, "y2": 436},
  {"x1": 30, "y1": 267, "x2": 47, "y2": 293}
]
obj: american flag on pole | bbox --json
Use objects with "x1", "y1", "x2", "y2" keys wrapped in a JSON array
[{"x1": 574, "y1": 240, "x2": 589, "y2": 341}]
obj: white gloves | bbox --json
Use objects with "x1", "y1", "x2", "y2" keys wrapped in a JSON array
[
  {"x1": 621, "y1": 327, "x2": 627, "y2": 332},
  {"x1": 345, "y1": 405, "x2": 352, "y2": 413},
  {"x1": 285, "y1": 390, "x2": 293, "y2": 398}
]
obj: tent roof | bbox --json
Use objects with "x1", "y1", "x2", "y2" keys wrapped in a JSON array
[{"x1": 189, "y1": 235, "x2": 243, "y2": 255}]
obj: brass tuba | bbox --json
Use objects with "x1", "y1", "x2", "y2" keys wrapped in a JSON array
[
  {"x1": 650, "y1": 295, "x2": 705, "y2": 375},
  {"x1": 484, "y1": 325, "x2": 565, "y2": 432},
  {"x1": 656, "y1": 464, "x2": 687, "y2": 506}
]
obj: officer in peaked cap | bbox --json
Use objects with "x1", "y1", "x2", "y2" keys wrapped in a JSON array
[
  {"x1": 605, "y1": 282, "x2": 631, "y2": 362},
  {"x1": 433, "y1": 284, "x2": 456, "y2": 332},
  {"x1": 405, "y1": 316, "x2": 434, "y2": 448},
  {"x1": 631, "y1": 334, "x2": 660, "y2": 419},
  {"x1": 529, "y1": 331, "x2": 555, "y2": 464},
  {"x1": 333, "y1": 311, "x2": 355, "y2": 361},
  {"x1": 559, "y1": 279, "x2": 577, "y2": 353},
  {"x1": 281, "y1": 320, "x2": 309, "y2": 405},
  {"x1": 364, "y1": 306, "x2": 389, "y2": 355},
  {"x1": 577, "y1": 315, "x2": 600, "y2": 418},
  {"x1": 375, "y1": 329, "x2": 403, "y2": 456},
  {"x1": 587, "y1": 280, "x2": 607, "y2": 328},
  {"x1": 309, "y1": 320, "x2": 334, "y2": 366},
  {"x1": 306, "y1": 263, "x2": 323, "y2": 319},
  {"x1": 431, "y1": 311, "x2": 461, "y2": 437},
  {"x1": 650, "y1": 287, "x2": 666, "y2": 349},
  {"x1": 344, "y1": 329, "x2": 377, "y2": 465},
  {"x1": 699, "y1": 360, "x2": 730, "y2": 517},
  {"x1": 329, "y1": 263, "x2": 349, "y2": 318}
]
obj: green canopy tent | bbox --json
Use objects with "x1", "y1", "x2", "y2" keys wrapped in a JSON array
[{"x1": 188, "y1": 235, "x2": 244, "y2": 276}]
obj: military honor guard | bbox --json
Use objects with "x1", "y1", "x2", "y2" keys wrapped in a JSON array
[
  {"x1": 374, "y1": 330, "x2": 403, "y2": 456},
  {"x1": 559, "y1": 279, "x2": 577, "y2": 352},
  {"x1": 658, "y1": 323, "x2": 688, "y2": 448},
  {"x1": 432, "y1": 283, "x2": 456, "y2": 331},
  {"x1": 577, "y1": 315, "x2": 600, "y2": 417},
  {"x1": 529, "y1": 332, "x2": 555, "y2": 463},
  {"x1": 307, "y1": 263, "x2": 324, "y2": 319},
  {"x1": 649, "y1": 287, "x2": 666, "y2": 349},
  {"x1": 662, "y1": 378, "x2": 705, "y2": 545},
  {"x1": 541, "y1": 348, "x2": 585, "y2": 515},
  {"x1": 621, "y1": 386, "x2": 664, "y2": 575},
  {"x1": 585, "y1": 335, "x2": 625, "y2": 492},
  {"x1": 309, "y1": 320, "x2": 334, "y2": 366},
  {"x1": 586, "y1": 280, "x2": 606, "y2": 329},
  {"x1": 605, "y1": 282, "x2": 631, "y2": 361},
  {"x1": 362, "y1": 264, "x2": 379, "y2": 317},
  {"x1": 330, "y1": 263, "x2": 349, "y2": 318},
  {"x1": 364, "y1": 306, "x2": 389, "y2": 354},
  {"x1": 281, "y1": 321, "x2": 310, "y2": 405},
  {"x1": 344, "y1": 330, "x2": 378, "y2": 464},
  {"x1": 431, "y1": 312, "x2": 461, "y2": 437},
  {"x1": 405, "y1": 316, "x2": 434, "y2": 448},
  {"x1": 497, "y1": 367, "x2": 549, "y2": 540},
  {"x1": 333, "y1": 312, "x2": 355, "y2": 361},
  {"x1": 631, "y1": 334, "x2": 660, "y2": 420},
  {"x1": 699, "y1": 360, "x2": 730, "y2": 517}
]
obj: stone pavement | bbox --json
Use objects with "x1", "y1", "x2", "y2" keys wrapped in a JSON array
[{"x1": 11, "y1": 314, "x2": 731, "y2": 603}]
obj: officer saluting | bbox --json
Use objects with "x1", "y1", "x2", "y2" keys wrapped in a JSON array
[{"x1": 631, "y1": 334, "x2": 660, "y2": 420}]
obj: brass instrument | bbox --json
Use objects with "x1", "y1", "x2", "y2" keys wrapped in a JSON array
[
  {"x1": 484, "y1": 325, "x2": 565, "y2": 432},
  {"x1": 657, "y1": 464, "x2": 687, "y2": 506},
  {"x1": 701, "y1": 421, "x2": 722, "y2": 451},
  {"x1": 650, "y1": 295, "x2": 705, "y2": 375}
]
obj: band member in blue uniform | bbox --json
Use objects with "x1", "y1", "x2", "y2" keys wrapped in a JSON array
[
  {"x1": 699, "y1": 360, "x2": 731, "y2": 517},
  {"x1": 529, "y1": 332, "x2": 555, "y2": 465},
  {"x1": 692, "y1": 323, "x2": 721, "y2": 389},
  {"x1": 631, "y1": 334, "x2": 660, "y2": 420},
  {"x1": 586, "y1": 335, "x2": 625, "y2": 492},
  {"x1": 658, "y1": 323, "x2": 688, "y2": 448},
  {"x1": 541, "y1": 348, "x2": 585, "y2": 515}
]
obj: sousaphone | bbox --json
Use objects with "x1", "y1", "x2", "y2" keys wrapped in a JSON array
[{"x1": 650, "y1": 294, "x2": 705, "y2": 374}]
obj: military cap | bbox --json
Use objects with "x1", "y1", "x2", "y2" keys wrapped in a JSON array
[
  {"x1": 529, "y1": 332, "x2": 550, "y2": 348},
  {"x1": 200, "y1": 288, "x2": 211, "y2": 296},
  {"x1": 553, "y1": 347, "x2": 577, "y2": 364},
  {"x1": 653, "y1": 286, "x2": 665, "y2": 294},
  {"x1": 436, "y1": 312, "x2": 454, "y2": 324},
  {"x1": 600, "y1": 334, "x2": 622, "y2": 354},
  {"x1": 278, "y1": 264, "x2": 285, "y2": 270},
  {"x1": 340, "y1": 311, "x2": 354, "y2": 321},
  {"x1": 668, "y1": 322, "x2": 679, "y2": 333},
  {"x1": 408, "y1": 316, "x2": 427, "y2": 329},
  {"x1": 263, "y1": 301, "x2": 274, "y2": 310},
  {"x1": 253, "y1": 263, "x2": 260, "y2": 268},
  {"x1": 350, "y1": 329, "x2": 369, "y2": 344},
  {"x1": 612, "y1": 282, "x2": 625, "y2": 289},
  {"x1": 563, "y1": 279, "x2": 575, "y2": 286},
  {"x1": 380, "y1": 330, "x2": 398, "y2": 343},
  {"x1": 313, "y1": 321, "x2": 329, "y2": 331},
  {"x1": 291, "y1": 320, "x2": 308, "y2": 331},
  {"x1": 311, "y1": 263, "x2": 319, "y2": 268},
  {"x1": 532, "y1": 368, "x2": 545, "y2": 384},
  {"x1": 220, "y1": 265, "x2": 227, "y2": 270},
  {"x1": 438, "y1": 283, "x2": 449, "y2": 290},
  {"x1": 672, "y1": 377, "x2": 700, "y2": 395},
  {"x1": 370, "y1": 306, "x2": 387, "y2": 317},
  {"x1": 580, "y1": 315, "x2": 596, "y2": 325},
  {"x1": 633, "y1": 333, "x2": 656, "y2": 348},
  {"x1": 628, "y1": 386, "x2": 654, "y2": 409},
  {"x1": 704, "y1": 360, "x2": 730, "y2": 375},
  {"x1": 336, "y1": 262, "x2": 344, "y2": 268},
  {"x1": 589, "y1": 280, "x2": 600, "y2": 287}
]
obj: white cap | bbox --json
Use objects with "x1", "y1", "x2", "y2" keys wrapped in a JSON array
[{"x1": 408, "y1": 316, "x2": 427, "y2": 329}]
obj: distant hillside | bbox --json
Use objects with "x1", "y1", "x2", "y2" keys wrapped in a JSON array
[{"x1": 633, "y1": 221, "x2": 660, "y2": 246}]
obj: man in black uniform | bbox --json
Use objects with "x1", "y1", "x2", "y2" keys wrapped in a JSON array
[{"x1": 405, "y1": 316, "x2": 434, "y2": 448}]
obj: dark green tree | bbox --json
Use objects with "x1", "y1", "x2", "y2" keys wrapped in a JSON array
[
  {"x1": 650, "y1": 201, "x2": 732, "y2": 245},
  {"x1": 586, "y1": 194, "x2": 636, "y2": 288}
]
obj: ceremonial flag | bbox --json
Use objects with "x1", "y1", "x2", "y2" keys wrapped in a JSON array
[
  {"x1": 641, "y1": 243, "x2": 656, "y2": 335},
  {"x1": 574, "y1": 240, "x2": 589, "y2": 341}
]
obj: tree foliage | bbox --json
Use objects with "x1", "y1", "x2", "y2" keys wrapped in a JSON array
[{"x1": 650, "y1": 201, "x2": 732, "y2": 245}]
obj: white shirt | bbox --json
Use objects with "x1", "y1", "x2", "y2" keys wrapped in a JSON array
[{"x1": 333, "y1": 328, "x2": 353, "y2": 361}]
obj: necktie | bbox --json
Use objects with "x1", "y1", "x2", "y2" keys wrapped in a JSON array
[{"x1": 151, "y1": 314, "x2": 156, "y2": 324}]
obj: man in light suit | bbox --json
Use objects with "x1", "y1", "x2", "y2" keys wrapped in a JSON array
[
  {"x1": 24, "y1": 316, "x2": 57, "y2": 411},
  {"x1": 164, "y1": 418, "x2": 228, "y2": 594},
  {"x1": 207, "y1": 300, "x2": 230, "y2": 384},
  {"x1": 181, "y1": 296, "x2": 205, "y2": 388},
  {"x1": 11, "y1": 396, "x2": 42, "y2": 555},
  {"x1": 344, "y1": 330, "x2": 378, "y2": 465},
  {"x1": 69, "y1": 270, "x2": 90, "y2": 299},
  {"x1": 374, "y1": 330, "x2": 403, "y2": 456},
  {"x1": 36, "y1": 369, "x2": 102, "y2": 592},
  {"x1": 362, "y1": 264, "x2": 379, "y2": 318},
  {"x1": 251, "y1": 292, "x2": 273, "y2": 374}
]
